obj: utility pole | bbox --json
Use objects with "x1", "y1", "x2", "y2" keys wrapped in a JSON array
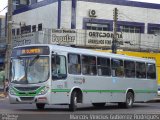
[
  {"x1": 112, "y1": 8, "x2": 118, "y2": 54},
  {"x1": 5, "y1": 0, "x2": 12, "y2": 79}
]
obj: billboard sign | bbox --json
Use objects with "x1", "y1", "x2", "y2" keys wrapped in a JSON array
[{"x1": 51, "y1": 29, "x2": 76, "y2": 45}]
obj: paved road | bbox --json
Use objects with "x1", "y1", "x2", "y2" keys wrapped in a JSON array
[{"x1": 0, "y1": 98, "x2": 160, "y2": 120}]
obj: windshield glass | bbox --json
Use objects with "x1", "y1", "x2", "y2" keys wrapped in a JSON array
[{"x1": 11, "y1": 56, "x2": 49, "y2": 84}]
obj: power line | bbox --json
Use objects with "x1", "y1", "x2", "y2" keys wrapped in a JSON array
[{"x1": 0, "y1": 6, "x2": 8, "y2": 13}]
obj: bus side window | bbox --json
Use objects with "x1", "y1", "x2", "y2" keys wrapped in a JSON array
[
  {"x1": 136, "y1": 62, "x2": 146, "y2": 79},
  {"x1": 147, "y1": 63, "x2": 156, "y2": 79},
  {"x1": 97, "y1": 57, "x2": 111, "y2": 76},
  {"x1": 82, "y1": 55, "x2": 97, "y2": 75},
  {"x1": 52, "y1": 55, "x2": 67, "y2": 79},
  {"x1": 68, "y1": 54, "x2": 81, "y2": 74},
  {"x1": 111, "y1": 59, "x2": 124, "y2": 77},
  {"x1": 124, "y1": 60, "x2": 135, "y2": 78}
]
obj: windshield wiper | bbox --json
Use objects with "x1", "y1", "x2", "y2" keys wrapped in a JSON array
[{"x1": 29, "y1": 55, "x2": 39, "y2": 66}]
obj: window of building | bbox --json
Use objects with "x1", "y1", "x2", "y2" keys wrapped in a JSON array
[
  {"x1": 136, "y1": 62, "x2": 146, "y2": 79},
  {"x1": 82, "y1": 55, "x2": 97, "y2": 75},
  {"x1": 146, "y1": 63, "x2": 156, "y2": 79},
  {"x1": 32, "y1": 25, "x2": 36, "y2": 32},
  {"x1": 29, "y1": 0, "x2": 37, "y2": 5},
  {"x1": 12, "y1": 29, "x2": 16, "y2": 36},
  {"x1": 38, "y1": 23, "x2": 42, "y2": 31},
  {"x1": 97, "y1": 57, "x2": 111, "y2": 76},
  {"x1": 17, "y1": 28, "x2": 20, "y2": 35},
  {"x1": 149, "y1": 27, "x2": 160, "y2": 34},
  {"x1": 111, "y1": 59, "x2": 124, "y2": 77},
  {"x1": 124, "y1": 60, "x2": 135, "y2": 78},
  {"x1": 68, "y1": 54, "x2": 81, "y2": 75},
  {"x1": 120, "y1": 25, "x2": 141, "y2": 33},
  {"x1": 21, "y1": 25, "x2": 31, "y2": 34},
  {"x1": 86, "y1": 23, "x2": 109, "y2": 31}
]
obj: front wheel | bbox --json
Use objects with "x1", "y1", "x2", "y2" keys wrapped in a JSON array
[
  {"x1": 69, "y1": 91, "x2": 77, "y2": 111},
  {"x1": 36, "y1": 103, "x2": 45, "y2": 110}
]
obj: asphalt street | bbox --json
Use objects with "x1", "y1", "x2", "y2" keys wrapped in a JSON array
[{"x1": 0, "y1": 97, "x2": 160, "y2": 120}]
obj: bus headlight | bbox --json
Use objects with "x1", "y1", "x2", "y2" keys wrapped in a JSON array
[
  {"x1": 38, "y1": 86, "x2": 49, "y2": 95},
  {"x1": 9, "y1": 88, "x2": 16, "y2": 95}
]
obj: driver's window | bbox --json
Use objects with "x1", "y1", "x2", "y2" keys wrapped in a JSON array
[{"x1": 52, "y1": 55, "x2": 67, "y2": 79}]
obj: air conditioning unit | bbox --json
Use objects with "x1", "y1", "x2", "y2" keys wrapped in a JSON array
[{"x1": 89, "y1": 9, "x2": 97, "y2": 17}]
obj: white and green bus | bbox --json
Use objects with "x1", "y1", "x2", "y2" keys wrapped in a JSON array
[{"x1": 9, "y1": 44, "x2": 157, "y2": 111}]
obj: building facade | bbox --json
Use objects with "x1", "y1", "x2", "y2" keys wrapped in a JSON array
[{"x1": 10, "y1": 0, "x2": 160, "y2": 51}]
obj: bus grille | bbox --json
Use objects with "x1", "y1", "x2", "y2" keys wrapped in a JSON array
[
  {"x1": 15, "y1": 86, "x2": 39, "y2": 91},
  {"x1": 20, "y1": 97, "x2": 34, "y2": 101}
]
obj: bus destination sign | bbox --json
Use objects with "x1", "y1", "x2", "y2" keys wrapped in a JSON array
[
  {"x1": 12, "y1": 46, "x2": 50, "y2": 57},
  {"x1": 22, "y1": 48, "x2": 41, "y2": 54}
]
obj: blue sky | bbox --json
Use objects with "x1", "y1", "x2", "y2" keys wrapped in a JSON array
[{"x1": 0, "y1": 0, "x2": 160, "y2": 15}]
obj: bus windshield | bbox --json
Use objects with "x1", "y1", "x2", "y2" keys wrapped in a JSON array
[{"x1": 11, "y1": 56, "x2": 49, "y2": 84}]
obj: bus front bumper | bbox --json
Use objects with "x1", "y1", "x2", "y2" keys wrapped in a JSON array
[{"x1": 9, "y1": 94, "x2": 50, "y2": 104}]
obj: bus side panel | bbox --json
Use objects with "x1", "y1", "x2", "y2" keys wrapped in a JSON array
[
  {"x1": 50, "y1": 80, "x2": 70, "y2": 104},
  {"x1": 67, "y1": 75, "x2": 157, "y2": 104}
]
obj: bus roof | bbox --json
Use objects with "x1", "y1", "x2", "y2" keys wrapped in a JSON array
[{"x1": 15, "y1": 44, "x2": 155, "y2": 63}]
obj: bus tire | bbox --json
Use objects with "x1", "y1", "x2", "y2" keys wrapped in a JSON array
[
  {"x1": 69, "y1": 91, "x2": 78, "y2": 111},
  {"x1": 92, "y1": 103, "x2": 106, "y2": 107},
  {"x1": 36, "y1": 103, "x2": 45, "y2": 110},
  {"x1": 118, "y1": 92, "x2": 134, "y2": 108}
]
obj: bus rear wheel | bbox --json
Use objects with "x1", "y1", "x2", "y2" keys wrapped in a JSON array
[
  {"x1": 118, "y1": 92, "x2": 134, "y2": 108},
  {"x1": 69, "y1": 91, "x2": 78, "y2": 111},
  {"x1": 36, "y1": 103, "x2": 45, "y2": 110},
  {"x1": 92, "y1": 103, "x2": 106, "y2": 107}
]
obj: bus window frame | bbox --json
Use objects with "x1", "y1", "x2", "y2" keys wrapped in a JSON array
[
  {"x1": 111, "y1": 58, "x2": 124, "y2": 77},
  {"x1": 124, "y1": 60, "x2": 136, "y2": 78},
  {"x1": 81, "y1": 54, "x2": 97, "y2": 76},
  {"x1": 51, "y1": 54, "x2": 67, "y2": 80},
  {"x1": 68, "y1": 53, "x2": 81, "y2": 75},
  {"x1": 146, "y1": 63, "x2": 156, "y2": 80},
  {"x1": 136, "y1": 62, "x2": 146, "y2": 79},
  {"x1": 97, "y1": 56, "x2": 111, "y2": 77}
]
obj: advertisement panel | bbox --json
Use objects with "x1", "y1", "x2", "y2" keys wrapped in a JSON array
[
  {"x1": 12, "y1": 33, "x2": 36, "y2": 47},
  {"x1": 86, "y1": 30, "x2": 123, "y2": 47},
  {"x1": 51, "y1": 29, "x2": 77, "y2": 45}
]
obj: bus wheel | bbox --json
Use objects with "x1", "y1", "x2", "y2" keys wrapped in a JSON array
[
  {"x1": 92, "y1": 103, "x2": 106, "y2": 107},
  {"x1": 125, "y1": 92, "x2": 134, "y2": 108},
  {"x1": 118, "y1": 92, "x2": 134, "y2": 108},
  {"x1": 69, "y1": 91, "x2": 78, "y2": 111},
  {"x1": 36, "y1": 103, "x2": 45, "y2": 110}
]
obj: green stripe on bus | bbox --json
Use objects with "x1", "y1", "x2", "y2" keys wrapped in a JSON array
[
  {"x1": 51, "y1": 89, "x2": 157, "y2": 93},
  {"x1": 82, "y1": 90, "x2": 126, "y2": 93},
  {"x1": 51, "y1": 89, "x2": 70, "y2": 92}
]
